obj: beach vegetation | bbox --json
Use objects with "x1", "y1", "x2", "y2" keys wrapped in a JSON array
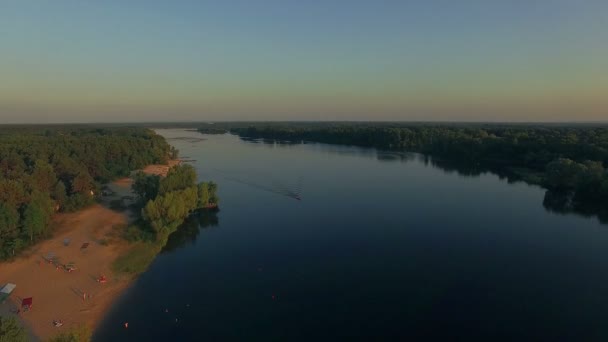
[{"x1": 0, "y1": 316, "x2": 27, "y2": 342}]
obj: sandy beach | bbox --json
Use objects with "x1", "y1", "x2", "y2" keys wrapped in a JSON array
[
  {"x1": 141, "y1": 159, "x2": 181, "y2": 177},
  {"x1": 0, "y1": 162, "x2": 177, "y2": 341}
]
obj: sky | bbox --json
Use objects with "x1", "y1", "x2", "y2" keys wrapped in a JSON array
[{"x1": 1, "y1": 0, "x2": 607, "y2": 123}]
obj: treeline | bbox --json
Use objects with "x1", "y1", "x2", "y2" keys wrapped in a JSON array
[
  {"x1": 212, "y1": 123, "x2": 608, "y2": 217},
  {"x1": 132, "y1": 163, "x2": 218, "y2": 240},
  {"x1": 197, "y1": 127, "x2": 228, "y2": 134},
  {"x1": 0, "y1": 126, "x2": 171, "y2": 259}
]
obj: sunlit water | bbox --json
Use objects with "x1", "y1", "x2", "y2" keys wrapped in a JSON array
[{"x1": 94, "y1": 129, "x2": 608, "y2": 341}]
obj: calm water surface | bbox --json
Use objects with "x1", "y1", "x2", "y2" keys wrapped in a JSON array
[{"x1": 94, "y1": 129, "x2": 608, "y2": 341}]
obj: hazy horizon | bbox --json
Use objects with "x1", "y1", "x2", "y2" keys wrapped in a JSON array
[{"x1": 2, "y1": 1, "x2": 607, "y2": 123}]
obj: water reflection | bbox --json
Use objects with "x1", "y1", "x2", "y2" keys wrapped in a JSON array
[
  {"x1": 239, "y1": 136, "x2": 416, "y2": 164},
  {"x1": 543, "y1": 190, "x2": 608, "y2": 224},
  {"x1": 376, "y1": 152, "x2": 416, "y2": 163},
  {"x1": 431, "y1": 158, "x2": 608, "y2": 224},
  {"x1": 239, "y1": 135, "x2": 608, "y2": 225},
  {"x1": 161, "y1": 210, "x2": 219, "y2": 253}
]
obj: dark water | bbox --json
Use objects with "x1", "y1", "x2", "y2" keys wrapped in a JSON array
[{"x1": 94, "y1": 129, "x2": 608, "y2": 341}]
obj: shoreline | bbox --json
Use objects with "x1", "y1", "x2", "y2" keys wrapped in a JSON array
[{"x1": 0, "y1": 161, "x2": 179, "y2": 341}]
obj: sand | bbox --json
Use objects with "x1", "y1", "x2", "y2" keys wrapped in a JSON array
[
  {"x1": 141, "y1": 159, "x2": 181, "y2": 177},
  {"x1": 0, "y1": 161, "x2": 178, "y2": 341},
  {"x1": 0, "y1": 206, "x2": 131, "y2": 341}
]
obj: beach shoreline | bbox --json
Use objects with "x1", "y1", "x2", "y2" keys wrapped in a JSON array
[{"x1": 0, "y1": 161, "x2": 179, "y2": 341}]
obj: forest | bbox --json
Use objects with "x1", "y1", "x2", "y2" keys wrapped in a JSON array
[
  {"x1": 198, "y1": 122, "x2": 608, "y2": 221},
  {"x1": 0, "y1": 126, "x2": 172, "y2": 260}
]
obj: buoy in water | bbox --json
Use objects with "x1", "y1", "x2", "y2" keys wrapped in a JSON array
[{"x1": 124, "y1": 322, "x2": 129, "y2": 329}]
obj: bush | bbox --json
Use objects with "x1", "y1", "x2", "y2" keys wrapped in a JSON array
[{"x1": 0, "y1": 316, "x2": 27, "y2": 342}]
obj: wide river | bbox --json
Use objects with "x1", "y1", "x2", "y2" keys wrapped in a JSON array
[{"x1": 95, "y1": 129, "x2": 608, "y2": 341}]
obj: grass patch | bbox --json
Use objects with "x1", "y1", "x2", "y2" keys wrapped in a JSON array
[
  {"x1": 48, "y1": 324, "x2": 91, "y2": 342},
  {"x1": 122, "y1": 223, "x2": 155, "y2": 243},
  {"x1": 112, "y1": 241, "x2": 162, "y2": 275}
]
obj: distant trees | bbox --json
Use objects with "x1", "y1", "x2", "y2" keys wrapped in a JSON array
[
  {"x1": 197, "y1": 127, "x2": 228, "y2": 134},
  {"x1": 224, "y1": 123, "x2": 608, "y2": 206},
  {"x1": 0, "y1": 126, "x2": 172, "y2": 259}
]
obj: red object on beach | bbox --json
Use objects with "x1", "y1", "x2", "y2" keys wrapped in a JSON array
[
  {"x1": 98, "y1": 275, "x2": 107, "y2": 283},
  {"x1": 22, "y1": 297, "x2": 33, "y2": 310}
]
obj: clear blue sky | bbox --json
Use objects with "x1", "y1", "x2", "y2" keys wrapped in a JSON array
[{"x1": 1, "y1": 0, "x2": 607, "y2": 123}]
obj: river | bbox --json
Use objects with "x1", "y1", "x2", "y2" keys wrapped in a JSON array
[{"x1": 94, "y1": 128, "x2": 608, "y2": 341}]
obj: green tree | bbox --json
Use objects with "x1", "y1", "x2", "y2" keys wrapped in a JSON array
[
  {"x1": 143, "y1": 186, "x2": 199, "y2": 236},
  {"x1": 208, "y1": 181, "x2": 219, "y2": 205},
  {"x1": 0, "y1": 179, "x2": 28, "y2": 208},
  {"x1": 29, "y1": 159, "x2": 58, "y2": 193},
  {"x1": 197, "y1": 182, "x2": 210, "y2": 207},
  {"x1": 0, "y1": 316, "x2": 27, "y2": 342},
  {"x1": 158, "y1": 164, "x2": 197, "y2": 195},
  {"x1": 23, "y1": 192, "x2": 53, "y2": 242},
  {"x1": 52, "y1": 181, "x2": 68, "y2": 210},
  {"x1": 0, "y1": 203, "x2": 20, "y2": 257},
  {"x1": 70, "y1": 171, "x2": 94, "y2": 195},
  {"x1": 132, "y1": 172, "x2": 160, "y2": 202},
  {"x1": 545, "y1": 158, "x2": 586, "y2": 190},
  {"x1": 24, "y1": 201, "x2": 46, "y2": 242}
]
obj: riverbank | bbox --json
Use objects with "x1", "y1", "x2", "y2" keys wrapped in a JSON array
[{"x1": 0, "y1": 161, "x2": 178, "y2": 341}]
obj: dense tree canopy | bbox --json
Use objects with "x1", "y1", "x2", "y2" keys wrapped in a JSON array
[
  {"x1": 0, "y1": 126, "x2": 171, "y2": 259},
  {"x1": 0, "y1": 316, "x2": 27, "y2": 342},
  {"x1": 133, "y1": 164, "x2": 219, "y2": 243}
]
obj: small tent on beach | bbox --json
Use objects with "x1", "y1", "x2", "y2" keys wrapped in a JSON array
[
  {"x1": 0, "y1": 283, "x2": 16, "y2": 303},
  {"x1": 21, "y1": 297, "x2": 33, "y2": 311}
]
